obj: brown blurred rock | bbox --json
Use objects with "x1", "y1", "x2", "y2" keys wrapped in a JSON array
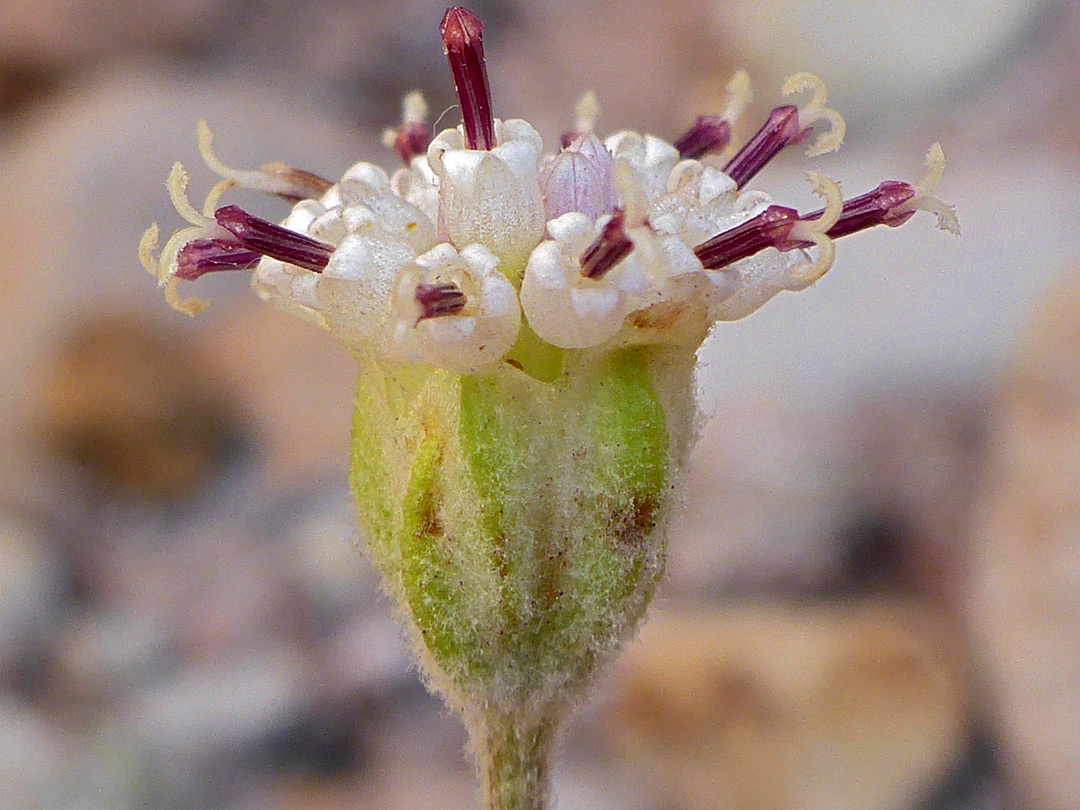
[
  {"x1": 38, "y1": 314, "x2": 239, "y2": 499},
  {"x1": 605, "y1": 601, "x2": 969, "y2": 810},
  {"x1": 0, "y1": 59, "x2": 63, "y2": 125},
  {"x1": 0, "y1": 65, "x2": 374, "y2": 499},
  {"x1": 195, "y1": 300, "x2": 357, "y2": 487},
  {"x1": 966, "y1": 267, "x2": 1080, "y2": 810},
  {"x1": 0, "y1": 0, "x2": 222, "y2": 66},
  {"x1": 666, "y1": 395, "x2": 859, "y2": 596},
  {"x1": 495, "y1": 0, "x2": 739, "y2": 140},
  {"x1": 851, "y1": 388, "x2": 988, "y2": 607}
]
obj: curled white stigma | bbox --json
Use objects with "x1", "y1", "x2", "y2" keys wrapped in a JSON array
[
  {"x1": 788, "y1": 171, "x2": 842, "y2": 285},
  {"x1": 899, "y1": 143, "x2": 961, "y2": 235},
  {"x1": 722, "y1": 70, "x2": 753, "y2": 123},
  {"x1": 782, "y1": 72, "x2": 846, "y2": 157}
]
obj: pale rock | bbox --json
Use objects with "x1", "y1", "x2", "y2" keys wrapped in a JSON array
[
  {"x1": 604, "y1": 601, "x2": 969, "y2": 810},
  {"x1": 966, "y1": 266, "x2": 1080, "y2": 810}
]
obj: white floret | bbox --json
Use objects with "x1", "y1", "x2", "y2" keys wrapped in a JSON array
[
  {"x1": 427, "y1": 118, "x2": 546, "y2": 277},
  {"x1": 539, "y1": 133, "x2": 617, "y2": 221},
  {"x1": 391, "y1": 156, "x2": 441, "y2": 225},
  {"x1": 282, "y1": 199, "x2": 327, "y2": 236},
  {"x1": 604, "y1": 131, "x2": 680, "y2": 204},
  {"x1": 389, "y1": 243, "x2": 521, "y2": 374},
  {"x1": 330, "y1": 161, "x2": 438, "y2": 252},
  {"x1": 520, "y1": 212, "x2": 651, "y2": 349}
]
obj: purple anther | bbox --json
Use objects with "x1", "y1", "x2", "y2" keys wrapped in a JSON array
[
  {"x1": 214, "y1": 205, "x2": 333, "y2": 272},
  {"x1": 579, "y1": 210, "x2": 634, "y2": 279},
  {"x1": 176, "y1": 238, "x2": 261, "y2": 281},
  {"x1": 440, "y1": 7, "x2": 496, "y2": 151},
  {"x1": 415, "y1": 281, "x2": 467, "y2": 322},
  {"x1": 803, "y1": 180, "x2": 918, "y2": 240},
  {"x1": 674, "y1": 115, "x2": 732, "y2": 160},
  {"x1": 392, "y1": 121, "x2": 431, "y2": 164},
  {"x1": 722, "y1": 105, "x2": 805, "y2": 189},
  {"x1": 693, "y1": 205, "x2": 801, "y2": 270}
]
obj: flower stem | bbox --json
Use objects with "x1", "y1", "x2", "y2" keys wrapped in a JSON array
[{"x1": 472, "y1": 709, "x2": 557, "y2": 810}]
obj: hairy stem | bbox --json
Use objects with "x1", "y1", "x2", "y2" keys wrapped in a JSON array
[{"x1": 471, "y1": 709, "x2": 557, "y2": 810}]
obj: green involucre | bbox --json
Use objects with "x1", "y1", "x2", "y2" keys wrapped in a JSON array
[{"x1": 351, "y1": 347, "x2": 672, "y2": 708}]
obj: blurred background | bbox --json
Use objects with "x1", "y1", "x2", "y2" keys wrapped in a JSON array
[{"x1": 1, "y1": 0, "x2": 1078, "y2": 807}]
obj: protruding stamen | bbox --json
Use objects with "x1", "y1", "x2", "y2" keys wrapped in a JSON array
[
  {"x1": 197, "y1": 122, "x2": 332, "y2": 203},
  {"x1": 695, "y1": 172, "x2": 841, "y2": 278},
  {"x1": 613, "y1": 158, "x2": 650, "y2": 225},
  {"x1": 214, "y1": 205, "x2": 333, "y2": 272},
  {"x1": 258, "y1": 162, "x2": 334, "y2": 202},
  {"x1": 167, "y1": 163, "x2": 214, "y2": 228},
  {"x1": 414, "y1": 281, "x2": 467, "y2": 322},
  {"x1": 801, "y1": 144, "x2": 960, "y2": 238},
  {"x1": 440, "y1": 7, "x2": 496, "y2": 151},
  {"x1": 896, "y1": 143, "x2": 960, "y2": 234},
  {"x1": 806, "y1": 180, "x2": 917, "y2": 239},
  {"x1": 382, "y1": 91, "x2": 431, "y2": 164},
  {"x1": 672, "y1": 70, "x2": 750, "y2": 160},
  {"x1": 721, "y1": 73, "x2": 845, "y2": 188},
  {"x1": 139, "y1": 223, "x2": 209, "y2": 317},
  {"x1": 175, "y1": 238, "x2": 262, "y2": 281},
  {"x1": 721, "y1": 105, "x2": 803, "y2": 189},
  {"x1": 579, "y1": 210, "x2": 634, "y2": 279},
  {"x1": 674, "y1": 115, "x2": 732, "y2": 160},
  {"x1": 138, "y1": 224, "x2": 162, "y2": 279},
  {"x1": 693, "y1": 204, "x2": 801, "y2": 270}
]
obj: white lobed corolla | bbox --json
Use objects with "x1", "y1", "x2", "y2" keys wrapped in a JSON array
[
  {"x1": 520, "y1": 212, "x2": 649, "y2": 349},
  {"x1": 389, "y1": 242, "x2": 520, "y2": 373},
  {"x1": 142, "y1": 74, "x2": 956, "y2": 378},
  {"x1": 427, "y1": 118, "x2": 546, "y2": 276}
]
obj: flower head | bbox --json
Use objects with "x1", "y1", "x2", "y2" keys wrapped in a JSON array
[
  {"x1": 142, "y1": 25, "x2": 955, "y2": 374},
  {"x1": 139, "y1": 9, "x2": 957, "y2": 808}
]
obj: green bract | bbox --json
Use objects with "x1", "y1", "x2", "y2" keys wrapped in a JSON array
[{"x1": 350, "y1": 345, "x2": 693, "y2": 715}]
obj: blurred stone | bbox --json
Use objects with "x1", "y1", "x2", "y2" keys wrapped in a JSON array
[
  {"x1": 965, "y1": 266, "x2": 1080, "y2": 810},
  {"x1": 0, "y1": 65, "x2": 374, "y2": 501},
  {"x1": 38, "y1": 314, "x2": 241, "y2": 499},
  {"x1": 667, "y1": 395, "x2": 859, "y2": 596},
  {"x1": 0, "y1": 0, "x2": 222, "y2": 65},
  {"x1": 959, "y1": 3, "x2": 1080, "y2": 161},
  {"x1": 0, "y1": 694, "x2": 65, "y2": 809},
  {"x1": 55, "y1": 608, "x2": 175, "y2": 703},
  {"x1": 496, "y1": 0, "x2": 737, "y2": 140},
  {"x1": 0, "y1": 512, "x2": 59, "y2": 677},
  {"x1": 604, "y1": 601, "x2": 969, "y2": 810},
  {"x1": 272, "y1": 482, "x2": 375, "y2": 613},
  {"x1": 714, "y1": 0, "x2": 1050, "y2": 125},
  {"x1": 325, "y1": 613, "x2": 411, "y2": 698},
  {"x1": 850, "y1": 388, "x2": 988, "y2": 607},
  {"x1": 121, "y1": 646, "x2": 311, "y2": 758},
  {"x1": 0, "y1": 59, "x2": 63, "y2": 126},
  {"x1": 667, "y1": 382, "x2": 990, "y2": 604},
  {"x1": 195, "y1": 301, "x2": 356, "y2": 488}
]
